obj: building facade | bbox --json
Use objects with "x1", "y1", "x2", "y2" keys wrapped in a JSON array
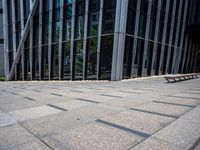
[
  {"x1": 0, "y1": 0, "x2": 4, "y2": 76},
  {"x1": 2, "y1": 0, "x2": 200, "y2": 81}
]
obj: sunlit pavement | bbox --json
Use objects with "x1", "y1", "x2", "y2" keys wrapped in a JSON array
[{"x1": 0, "y1": 76, "x2": 200, "y2": 150}]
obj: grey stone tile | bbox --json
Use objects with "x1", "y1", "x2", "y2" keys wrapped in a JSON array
[
  {"x1": 99, "y1": 98, "x2": 150, "y2": 108},
  {"x1": 134, "y1": 102, "x2": 192, "y2": 118},
  {"x1": 7, "y1": 140, "x2": 51, "y2": 150},
  {"x1": 131, "y1": 137, "x2": 182, "y2": 150},
  {"x1": 157, "y1": 97, "x2": 200, "y2": 107},
  {"x1": 173, "y1": 93, "x2": 200, "y2": 99},
  {"x1": 8, "y1": 106, "x2": 63, "y2": 121},
  {"x1": 0, "y1": 100, "x2": 42, "y2": 113},
  {"x1": 21, "y1": 111, "x2": 93, "y2": 138},
  {"x1": 0, "y1": 111, "x2": 17, "y2": 127},
  {"x1": 193, "y1": 141, "x2": 200, "y2": 150},
  {"x1": 28, "y1": 93, "x2": 69, "y2": 104},
  {"x1": 180, "y1": 107, "x2": 200, "y2": 122},
  {"x1": 51, "y1": 100, "x2": 94, "y2": 110},
  {"x1": 102, "y1": 110, "x2": 175, "y2": 135},
  {"x1": 17, "y1": 91, "x2": 43, "y2": 97},
  {"x1": 0, "y1": 124, "x2": 36, "y2": 150},
  {"x1": 152, "y1": 119, "x2": 200, "y2": 149},
  {"x1": 70, "y1": 103, "x2": 125, "y2": 119},
  {"x1": 42, "y1": 122, "x2": 144, "y2": 150}
]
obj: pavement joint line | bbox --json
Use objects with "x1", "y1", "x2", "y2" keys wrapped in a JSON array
[
  {"x1": 47, "y1": 104, "x2": 68, "y2": 111},
  {"x1": 129, "y1": 104, "x2": 200, "y2": 150},
  {"x1": 95, "y1": 119, "x2": 150, "y2": 138},
  {"x1": 119, "y1": 90, "x2": 141, "y2": 94},
  {"x1": 100, "y1": 94, "x2": 123, "y2": 98},
  {"x1": 189, "y1": 136, "x2": 200, "y2": 150},
  {"x1": 152, "y1": 101, "x2": 195, "y2": 108},
  {"x1": 129, "y1": 108, "x2": 179, "y2": 119},
  {"x1": 182, "y1": 92, "x2": 200, "y2": 95},
  {"x1": 10, "y1": 92, "x2": 18, "y2": 95},
  {"x1": 167, "y1": 95, "x2": 200, "y2": 100},
  {"x1": 24, "y1": 97, "x2": 36, "y2": 101},
  {"x1": 71, "y1": 90, "x2": 84, "y2": 93},
  {"x1": 49, "y1": 93, "x2": 63, "y2": 97},
  {"x1": 18, "y1": 122, "x2": 55, "y2": 150},
  {"x1": 75, "y1": 98, "x2": 100, "y2": 104},
  {"x1": 32, "y1": 90, "x2": 42, "y2": 92}
]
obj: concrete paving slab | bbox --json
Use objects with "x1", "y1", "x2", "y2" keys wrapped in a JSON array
[
  {"x1": 7, "y1": 140, "x2": 51, "y2": 150},
  {"x1": 70, "y1": 103, "x2": 125, "y2": 119},
  {"x1": 21, "y1": 111, "x2": 93, "y2": 138},
  {"x1": 0, "y1": 124, "x2": 36, "y2": 150},
  {"x1": 42, "y1": 122, "x2": 144, "y2": 150},
  {"x1": 17, "y1": 91, "x2": 43, "y2": 97},
  {"x1": 0, "y1": 77, "x2": 200, "y2": 149},
  {"x1": 0, "y1": 95, "x2": 29, "y2": 104},
  {"x1": 131, "y1": 137, "x2": 182, "y2": 150},
  {"x1": 0, "y1": 100, "x2": 42, "y2": 113},
  {"x1": 28, "y1": 93, "x2": 68, "y2": 104},
  {"x1": 173, "y1": 93, "x2": 200, "y2": 99},
  {"x1": 133, "y1": 102, "x2": 192, "y2": 118},
  {"x1": 180, "y1": 107, "x2": 200, "y2": 122},
  {"x1": 8, "y1": 105, "x2": 64, "y2": 121},
  {"x1": 102, "y1": 110, "x2": 175, "y2": 135},
  {"x1": 152, "y1": 119, "x2": 200, "y2": 150},
  {"x1": 0, "y1": 111, "x2": 17, "y2": 127},
  {"x1": 52, "y1": 100, "x2": 94, "y2": 110},
  {"x1": 98, "y1": 98, "x2": 150, "y2": 108},
  {"x1": 156, "y1": 97, "x2": 200, "y2": 107}
]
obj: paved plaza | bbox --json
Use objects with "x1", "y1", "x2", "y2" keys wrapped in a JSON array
[{"x1": 0, "y1": 77, "x2": 200, "y2": 150}]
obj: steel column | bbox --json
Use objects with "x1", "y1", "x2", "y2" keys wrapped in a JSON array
[
  {"x1": 83, "y1": 0, "x2": 89, "y2": 80},
  {"x1": 97, "y1": 0, "x2": 103, "y2": 80},
  {"x1": 165, "y1": 0, "x2": 178, "y2": 74},
  {"x1": 8, "y1": 0, "x2": 39, "y2": 80},
  {"x1": 141, "y1": 0, "x2": 153, "y2": 77},
  {"x1": 58, "y1": 0, "x2": 64, "y2": 80},
  {"x1": 150, "y1": 0, "x2": 162, "y2": 75}
]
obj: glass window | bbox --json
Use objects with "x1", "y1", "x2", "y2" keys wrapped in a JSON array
[
  {"x1": 102, "y1": 0, "x2": 116, "y2": 34},
  {"x1": 86, "y1": 37, "x2": 98, "y2": 79},
  {"x1": 32, "y1": 47, "x2": 39, "y2": 79},
  {"x1": 24, "y1": 48, "x2": 31, "y2": 80},
  {"x1": 62, "y1": 42, "x2": 71, "y2": 79},
  {"x1": 33, "y1": 9, "x2": 39, "y2": 46},
  {"x1": 168, "y1": 47, "x2": 174, "y2": 73},
  {"x1": 42, "y1": 1, "x2": 49, "y2": 45},
  {"x1": 75, "y1": 15, "x2": 85, "y2": 39},
  {"x1": 126, "y1": 0, "x2": 137, "y2": 35},
  {"x1": 52, "y1": 0, "x2": 60, "y2": 43},
  {"x1": 162, "y1": 45, "x2": 168, "y2": 74},
  {"x1": 63, "y1": 2, "x2": 72, "y2": 41},
  {"x1": 88, "y1": 12, "x2": 99, "y2": 36},
  {"x1": 123, "y1": 36, "x2": 134, "y2": 79},
  {"x1": 41, "y1": 46, "x2": 49, "y2": 79},
  {"x1": 75, "y1": 0, "x2": 85, "y2": 39},
  {"x1": 99, "y1": 35, "x2": 114, "y2": 80},
  {"x1": 52, "y1": 44, "x2": 59, "y2": 79},
  {"x1": 154, "y1": 44, "x2": 161, "y2": 75},
  {"x1": 132, "y1": 39, "x2": 144, "y2": 77},
  {"x1": 138, "y1": 0, "x2": 148, "y2": 38},
  {"x1": 73, "y1": 40, "x2": 84, "y2": 79},
  {"x1": 88, "y1": 0, "x2": 100, "y2": 36}
]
